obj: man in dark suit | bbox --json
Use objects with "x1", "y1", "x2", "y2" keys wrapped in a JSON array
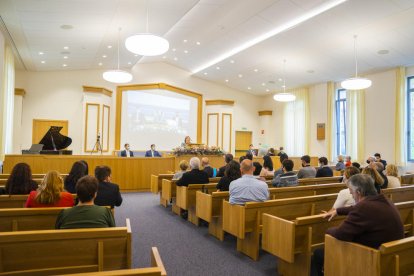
[
  {"x1": 246, "y1": 144, "x2": 257, "y2": 156},
  {"x1": 217, "y1": 153, "x2": 234, "y2": 177},
  {"x1": 315, "y1": 157, "x2": 333, "y2": 177},
  {"x1": 201, "y1": 157, "x2": 216, "y2": 178},
  {"x1": 94, "y1": 166, "x2": 123, "y2": 208},
  {"x1": 120, "y1": 143, "x2": 133, "y2": 157},
  {"x1": 145, "y1": 144, "x2": 162, "y2": 157},
  {"x1": 176, "y1": 157, "x2": 209, "y2": 187}
]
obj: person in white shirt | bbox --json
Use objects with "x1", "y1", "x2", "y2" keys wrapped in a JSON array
[
  {"x1": 385, "y1": 164, "x2": 401, "y2": 188},
  {"x1": 120, "y1": 143, "x2": 133, "y2": 157},
  {"x1": 331, "y1": 166, "x2": 360, "y2": 210}
]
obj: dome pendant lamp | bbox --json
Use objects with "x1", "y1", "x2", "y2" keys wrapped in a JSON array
[{"x1": 341, "y1": 35, "x2": 372, "y2": 90}]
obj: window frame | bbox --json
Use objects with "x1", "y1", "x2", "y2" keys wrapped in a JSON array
[{"x1": 335, "y1": 89, "x2": 347, "y2": 156}]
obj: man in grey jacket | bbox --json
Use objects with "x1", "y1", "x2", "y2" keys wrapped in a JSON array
[{"x1": 297, "y1": 155, "x2": 316, "y2": 179}]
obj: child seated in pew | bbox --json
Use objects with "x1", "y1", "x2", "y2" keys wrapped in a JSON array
[
  {"x1": 25, "y1": 170, "x2": 74, "y2": 208},
  {"x1": 3, "y1": 163, "x2": 38, "y2": 195},
  {"x1": 55, "y1": 175, "x2": 115, "y2": 229}
]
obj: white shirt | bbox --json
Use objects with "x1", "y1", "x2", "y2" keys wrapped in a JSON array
[
  {"x1": 387, "y1": 176, "x2": 401, "y2": 188},
  {"x1": 125, "y1": 150, "x2": 131, "y2": 157},
  {"x1": 332, "y1": 188, "x2": 355, "y2": 209}
]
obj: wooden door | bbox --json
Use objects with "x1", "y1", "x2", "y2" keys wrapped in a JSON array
[
  {"x1": 235, "y1": 131, "x2": 252, "y2": 157},
  {"x1": 32, "y1": 119, "x2": 68, "y2": 145}
]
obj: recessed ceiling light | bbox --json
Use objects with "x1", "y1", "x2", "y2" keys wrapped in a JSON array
[
  {"x1": 225, "y1": 79, "x2": 229, "y2": 82},
  {"x1": 203, "y1": 72, "x2": 208, "y2": 75},
  {"x1": 253, "y1": 68, "x2": 259, "y2": 72},
  {"x1": 102, "y1": 55, "x2": 107, "y2": 58},
  {"x1": 162, "y1": 56, "x2": 167, "y2": 59},
  {"x1": 183, "y1": 39, "x2": 188, "y2": 43},
  {"x1": 38, "y1": 51, "x2": 44, "y2": 55},
  {"x1": 261, "y1": 83, "x2": 266, "y2": 86},
  {"x1": 216, "y1": 66, "x2": 220, "y2": 70},
  {"x1": 230, "y1": 60, "x2": 235, "y2": 64},
  {"x1": 173, "y1": 57, "x2": 178, "y2": 61},
  {"x1": 63, "y1": 46, "x2": 69, "y2": 50},
  {"x1": 107, "y1": 45, "x2": 112, "y2": 49},
  {"x1": 41, "y1": 61, "x2": 45, "y2": 64},
  {"x1": 278, "y1": 78, "x2": 283, "y2": 82},
  {"x1": 172, "y1": 48, "x2": 176, "y2": 52},
  {"x1": 196, "y1": 41, "x2": 201, "y2": 45},
  {"x1": 247, "y1": 87, "x2": 251, "y2": 90},
  {"x1": 238, "y1": 74, "x2": 243, "y2": 78},
  {"x1": 98, "y1": 62, "x2": 103, "y2": 66},
  {"x1": 60, "y1": 24, "x2": 73, "y2": 30},
  {"x1": 63, "y1": 56, "x2": 68, "y2": 59},
  {"x1": 282, "y1": 85, "x2": 286, "y2": 88},
  {"x1": 128, "y1": 62, "x2": 132, "y2": 65},
  {"x1": 62, "y1": 64, "x2": 67, "y2": 67},
  {"x1": 266, "y1": 89, "x2": 270, "y2": 92},
  {"x1": 184, "y1": 50, "x2": 188, "y2": 54},
  {"x1": 377, "y1": 49, "x2": 389, "y2": 55},
  {"x1": 191, "y1": 0, "x2": 347, "y2": 73}
]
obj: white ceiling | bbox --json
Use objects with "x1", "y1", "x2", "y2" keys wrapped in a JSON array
[{"x1": 1, "y1": 0, "x2": 414, "y2": 95}]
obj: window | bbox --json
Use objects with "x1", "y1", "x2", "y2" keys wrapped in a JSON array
[
  {"x1": 407, "y1": 76, "x2": 414, "y2": 161},
  {"x1": 335, "y1": 89, "x2": 347, "y2": 156}
]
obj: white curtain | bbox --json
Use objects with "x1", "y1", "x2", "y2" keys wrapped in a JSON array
[
  {"x1": 346, "y1": 89, "x2": 365, "y2": 163},
  {"x1": 283, "y1": 87, "x2": 309, "y2": 156},
  {"x1": 0, "y1": 45, "x2": 15, "y2": 161}
]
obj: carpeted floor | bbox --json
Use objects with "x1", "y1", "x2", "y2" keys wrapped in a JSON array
[{"x1": 114, "y1": 192, "x2": 278, "y2": 276}]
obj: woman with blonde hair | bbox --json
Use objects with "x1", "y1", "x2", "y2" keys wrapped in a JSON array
[
  {"x1": 362, "y1": 167, "x2": 384, "y2": 194},
  {"x1": 385, "y1": 164, "x2": 401, "y2": 188},
  {"x1": 25, "y1": 170, "x2": 74, "y2": 207}
]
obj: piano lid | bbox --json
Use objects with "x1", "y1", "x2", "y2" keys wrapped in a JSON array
[{"x1": 38, "y1": 126, "x2": 72, "y2": 150}]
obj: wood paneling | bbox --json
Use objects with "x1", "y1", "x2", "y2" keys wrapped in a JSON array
[
  {"x1": 235, "y1": 130, "x2": 252, "y2": 156},
  {"x1": 14, "y1": 88, "x2": 26, "y2": 96},
  {"x1": 32, "y1": 119, "x2": 68, "y2": 145},
  {"x1": 258, "y1": 110, "x2": 273, "y2": 116},
  {"x1": 205, "y1": 100, "x2": 234, "y2": 106},
  {"x1": 83, "y1": 86, "x2": 113, "y2": 97}
]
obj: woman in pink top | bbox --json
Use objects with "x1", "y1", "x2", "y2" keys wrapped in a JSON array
[{"x1": 25, "y1": 170, "x2": 74, "y2": 208}]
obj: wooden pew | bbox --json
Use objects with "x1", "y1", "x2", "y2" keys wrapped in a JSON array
[
  {"x1": 0, "y1": 194, "x2": 77, "y2": 209},
  {"x1": 196, "y1": 183, "x2": 345, "y2": 241},
  {"x1": 0, "y1": 174, "x2": 68, "y2": 180},
  {"x1": 400, "y1": 173, "x2": 414, "y2": 185},
  {"x1": 261, "y1": 200, "x2": 414, "y2": 276},
  {"x1": 62, "y1": 247, "x2": 166, "y2": 276},
  {"x1": 0, "y1": 178, "x2": 44, "y2": 186},
  {"x1": 222, "y1": 193, "x2": 338, "y2": 260},
  {"x1": 324, "y1": 234, "x2": 414, "y2": 276},
  {"x1": 383, "y1": 185, "x2": 414, "y2": 202},
  {"x1": 175, "y1": 183, "x2": 217, "y2": 225},
  {"x1": 0, "y1": 218, "x2": 131, "y2": 275},
  {"x1": 298, "y1": 176, "x2": 342, "y2": 185},
  {"x1": 150, "y1": 174, "x2": 174, "y2": 206}
]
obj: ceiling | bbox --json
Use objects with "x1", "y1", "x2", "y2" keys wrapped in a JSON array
[{"x1": 1, "y1": 0, "x2": 414, "y2": 95}]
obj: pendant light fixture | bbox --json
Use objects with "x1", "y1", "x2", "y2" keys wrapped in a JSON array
[
  {"x1": 341, "y1": 35, "x2": 372, "y2": 90},
  {"x1": 125, "y1": 0, "x2": 169, "y2": 56},
  {"x1": 103, "y1": 28, "x2": 133, "y2": 84},
  {"x1": 273, "y1": 59, "x2": 296, "y2": 102}
]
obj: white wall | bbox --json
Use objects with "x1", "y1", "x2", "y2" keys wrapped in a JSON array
[{"x1": 309, "y1": 83, "x2": 328, "y2": 157}]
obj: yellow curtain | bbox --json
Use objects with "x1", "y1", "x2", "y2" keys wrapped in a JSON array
[
  {"x1": 326, "y1": 82, "x2": 335, "y2": 161},
  {"x1": 0, "y1": 45, "x2": 15, "y2": 161},
  {"x1": 283, "y1": 87, "x2": 309, "y2": 156},
  {"x1": 394, "y1": 67, "x2": 406, "y2": 166},
  {"x1": 346, "y1": 89, "x2": 365, "y2": 163}
]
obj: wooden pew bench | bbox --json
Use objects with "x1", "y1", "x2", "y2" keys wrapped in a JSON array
[
  {"x1": 0, "y1": 178, "x2": 44, "y2": 186},
  {"x1": 150, "y1": 174, "x2": 174, "y2": 206},
  {"x1": 196, "y1": 183, "x2": 345, "y2": 241},
  {"x1": 324, "y1": 234, "x2": 414, "y2": 276},
  {"x1": 0, "y1": 218, "x2": 131, "y2": 275},
  {"x1": 261, "y1": 200, "x2": 414, "y2": 276},
  {"x1": 383, "y1": 185, "x2": 414, "y2": 203},
  {"x1": 0, "y1": 194, "x2": 77, "y2": 209},
  {"x1": 0, "y1": 174, "x2": 68, "y2": 180},
  {"x1": 298, "y1": 176, "x2": 342, "y2": 185},
  {"x1": 61, "y1": 247, "x2": 166, "y2": 276},
  {"x1": 222, "y1": 193, "x2": 338, "y2": 260}
]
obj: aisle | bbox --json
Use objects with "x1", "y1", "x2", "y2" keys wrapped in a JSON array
[{"x1": 115, "y1": 192, "x2": 277, "y2": 276}]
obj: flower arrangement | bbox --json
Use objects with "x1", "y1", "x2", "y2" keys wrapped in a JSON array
[{"x1": 172, "y1": 145, "x2": 224, "y2": 156}]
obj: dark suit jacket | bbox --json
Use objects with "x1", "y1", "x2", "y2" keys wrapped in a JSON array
[
  {"x1": 315, "y1": 166, "x2": 333, "y2": 177},
  {"x1": 120, "y1": 150, "x2": 133, "y2": 157},
  {"x1": 145, "y1": 150, "x2": 162, "y2": 157},
  {"x1": 217, "y1": 165, "x2": 227, "y2": 177},
  {"x1": 203, "y1": 166, "x2": 215, "y2": 178},
  {"x1": 176, "y1": 169, "x2": 209, "y2": 187},
  {"x1": 327, "y1": 194, "x2": 404, "y2": 248},
  {"x1": 94, "y1": 182, "x2": 123, "y2": 208}
]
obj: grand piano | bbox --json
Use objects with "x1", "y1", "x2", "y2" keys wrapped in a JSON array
[{"x1": 37, "y1": 126, "x2": 73, "y2": 155}]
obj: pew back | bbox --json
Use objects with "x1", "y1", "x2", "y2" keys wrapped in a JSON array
[
  {"x1": 298, "y1": 176, "x2": 342, "y2": 185},
  {"x1": 150, "y1": 174, "x2": 173, "y2": 194},
  {"x1": 383, "y1": 185, "x2": 414, "y2": 203},
  {"x1": 0, "y1": 194, "x2": 77, "y2": 209}
]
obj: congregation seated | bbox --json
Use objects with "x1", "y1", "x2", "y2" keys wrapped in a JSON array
[
  {"x1": 272, "y1": 159, "x2": 298, "y2": 187},
  {"x1": 3, "y1": 162, "x2": 37, "y2": 195},
  {"x1": 216, "y1": 160, "x2": 241, "y2": 191},
  {"x1": 266, "y1": 147, "x2": 276, "y2": 156},
  {"x1": 94, "y1": 166, "x2": 123, "y2": 208},
  {"x1": 385, "y1": 164, "x2": 401, "y2": 188},
  {"x1": 351, "y1": 161, "x2": 361, "y2": 170},
  {"x1": 331, "y1": 166, "x2": 360, "y2": 210},
  {"x1": 239, "y1": 155, "x2": 247, "y2": 163},
  {"x1": 373, "y1": 161, "x2": 388, "y2": 189},
  {"x1": 335, "y1": 155, "x2": 345, "y2": 171},
  {"x1": 245, "y1": 152, "x2": 254, "y2": 160},
  {"x1": 315, "y1": 157, "x2": 333, "y2": 178},
  {"x1": 202, "y1": 157, "x2": 216, "y2": 178},
  {"x1": 55, "y1": 175, "x2": 115, "y2": 229},
  {"x1": 64, "y1": 161, "x2": 88, "y2": 193},
  {"x1": 176, "y1": 157, "x2": 209, "y2": 187},
  {"x1": 297, "y1": 155, "x2": 316, "y2": 179},
  {"x1": 25, "y1": 170, "x2": 74, "y2": 208},
  {"x1": 273, "y1": 153, "x2": 288, "y2": 178},
  {"x1": 312, "y1": 174, "x2": 404, "y2": 276},
  {"x1": 374, "y1": 152, "x2": 387, "y2": 168},
  {"x1": 217, "y1": 153, "x2": 233, "y2": 177},
  {"x1": 172, "y1": 160, "x2": 188, "y2": 180},
  {"x1": 361, "y1": 166, "x2": 385, "y2": 194},
  {"x1": 229, "y1": 159, "x2": 269, "y2": 205},
  {"x1": 259, "y1": 155, "x2": 275, "y2": 177},
  {"x1": 345, "y1": 155, "x2": 352, "y2": 167}
]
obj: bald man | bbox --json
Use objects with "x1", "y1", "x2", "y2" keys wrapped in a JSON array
[{"x1": 229, "y1": 160, "x2": 269, "y2": 205}]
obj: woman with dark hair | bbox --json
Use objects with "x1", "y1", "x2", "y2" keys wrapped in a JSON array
[
  {"x1": 79, "y1": 160, "x2": 89, "y2": 175},
  {"x1": 216, "y1": 161, "x2": 241, "y2": 191},
  {"x1": 260, "y1": 155, "x2": 274, "y2": 177},
  {"x1": 5, "y1": 163, "x2": 38, "y2": 195},
  {"x1": 253, "y1": 162, "x2": 263, "y2": 176},
  {"x1": 64, "y1": 161, "x2": 88, "y2": 193}
]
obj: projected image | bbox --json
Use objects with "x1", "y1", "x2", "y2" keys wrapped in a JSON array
[{"x1": 121, "y1": 89, "x2": 198, "y2": 150}]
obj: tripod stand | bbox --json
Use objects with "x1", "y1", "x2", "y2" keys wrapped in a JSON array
[{"x1": 90, "y1": 133, "x2": 103, "y2": 155}]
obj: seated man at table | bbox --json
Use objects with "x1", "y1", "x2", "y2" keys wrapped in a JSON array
[
  {"x1": 311, "y1": 174, "x2": 404, "y2": 276},
  {"x1": 145, "y1": 144, "x2": 162, "y2": 157},
  {"x1": 229, "y1": 159, "x2": 269, "y2": 205},
  {"x1": 120, "y1": 143, "x2": 133, "y2": 157},
  {"x1": 94, "y1": 166, "x2": 123, "y2": 208},
  {"x1": 176, "y1": 157, "x2": 209, "y2": 187},
  {"x1": 55, "y1": 175, "x2": 115, "y2": 229},
  {"x1": 272, "y1": 159, "x2": 298, "y2": 187}
]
